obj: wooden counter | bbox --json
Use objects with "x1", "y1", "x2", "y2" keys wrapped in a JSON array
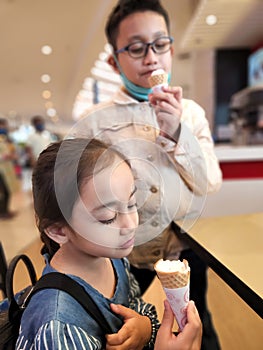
[{"x1": 175, "y1": 212, "x2": 263, "y2": 318}]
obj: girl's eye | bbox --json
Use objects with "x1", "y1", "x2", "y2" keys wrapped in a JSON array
[
  {"x1": 99, "y1": 213, "x2": 117, "y2": 225},
  {"x1": 128, "y1": 202, "x2": 137, "y2": 210},
  {"x1": 98, "y1": 200, "x2": 137, "y2": 225}
]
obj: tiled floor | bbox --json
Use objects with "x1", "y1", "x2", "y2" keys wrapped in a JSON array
[
  {"x1": 0, "y1": 182, "x2": 39, "y2": 262},
  {"x1": 1, "y1": 174, "x2": 262, "y2": 349}
]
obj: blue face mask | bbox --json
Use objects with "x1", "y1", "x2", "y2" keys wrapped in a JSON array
[
  {"x1": 114, "y1": 54, "x2": 171, "y2": 101},
  {"x1": 120, "y1": 72, "x2": 152, "y2": 101},
  {"x1": 0, "y1": 128, "x2": 7, "y2": 135},
  {"x1": 35, "y1": 124, "x2": 44, "y2": 132}
]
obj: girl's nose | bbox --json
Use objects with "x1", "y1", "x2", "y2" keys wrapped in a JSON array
[{"x1": 119, "y1": 212, "x2": 138, "y2": 234}]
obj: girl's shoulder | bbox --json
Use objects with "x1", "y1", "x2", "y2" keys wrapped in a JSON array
[
  {"x1": 23, "y1": 287, "x2": 91, "y2": 325},
  {"x1": 19, "y1": 287, "x2": 104, "y2": 348}
]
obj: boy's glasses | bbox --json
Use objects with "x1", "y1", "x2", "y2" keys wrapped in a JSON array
[{"x1": 115, "y1": 36, "x2": 174, "y2": 59}]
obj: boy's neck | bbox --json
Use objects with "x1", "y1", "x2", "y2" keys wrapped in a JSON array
[
  {"x1": 120, "y1": 72, "x2": 151, "y2": 101},
  {"x1": 122, "y1": 86, "x2": 147, "y2": 102}
]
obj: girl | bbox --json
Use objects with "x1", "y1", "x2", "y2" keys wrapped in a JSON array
[
  {"x1": 16, "y1": 138, "x2": 158, "y2": 349},
  {"x1": 16, "y1": 137, "x2": 201, "y2": 350}
]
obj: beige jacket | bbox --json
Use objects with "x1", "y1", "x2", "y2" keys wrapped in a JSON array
[{"x1": 74, "y1": 89, "x2": 222, "y2": 268}]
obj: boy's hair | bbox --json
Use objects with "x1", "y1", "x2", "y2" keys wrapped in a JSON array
[
  {"x1": 31, "y1": 115, "x2": 45, "y2": 126},
  {"x1": 32, "y1": 138, "x2": 129, "y2": 257},
  {"x1": 105, "y1": 0, "x2": 170, "y2": 50}
]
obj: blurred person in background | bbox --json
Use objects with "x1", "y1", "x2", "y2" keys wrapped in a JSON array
[
  {"x1": 25, "y1": 115, "x2": 56, "y2": 167},
  {"x1": 0, "y1": 118, "x2": 19, "y2": 219}
]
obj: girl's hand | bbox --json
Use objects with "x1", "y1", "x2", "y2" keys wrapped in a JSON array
[
  {"x1": 149, "y1": 86, "x2": 182, "y2": 140},
  {"x1": 155, "y1": 300, "x2": 202, "y2": 350},
  {"x1": 106, "y1": 303, "x2": 152, "y2": 350}
]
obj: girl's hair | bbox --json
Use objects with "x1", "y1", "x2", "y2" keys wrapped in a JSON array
[
  {"x1": 32, "y1": 138, "x2": 129, "y2": 257},
  {"x1": 105, "y1": 0, "x2": 170, "y2": 50}
]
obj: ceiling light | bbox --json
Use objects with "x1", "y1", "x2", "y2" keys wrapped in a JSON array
[
  {"x1": 206, "y1": 15, "x2": 217, "y2": 26},
  {"x1": 51, "y1": 115, "x2": 59, "y2": 123},
  {"x1": 42, "y1": 90, "x2": 51, "y2": 99},
  {"x1": 41, "y1": 74, "x2": 51, "y2": 83},
  {"x1": 41, "y1": 45, "x2": 53, "y2": 55},
  {"x1": 45, "y1": 101, "x2": 53, "y2": 108},
  {"x1": 46, "y1": 108, "x2": 56, "y2": 117}
]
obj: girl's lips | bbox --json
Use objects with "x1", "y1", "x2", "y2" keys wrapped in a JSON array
[{"x1": 120, "y1": 236, "x2": 135, "y2": 249}]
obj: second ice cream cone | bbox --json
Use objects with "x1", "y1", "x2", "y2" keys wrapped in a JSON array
[{"x1": 148, "y1": 69, "x2": 168, "y2": 92}]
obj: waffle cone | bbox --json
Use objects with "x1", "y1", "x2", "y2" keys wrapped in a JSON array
[
  {"x1": 148, "y1": 72, "x2": 168, "y2": 87},
  {"x1": 154, "y1": 259, "x2": 190, "y2": 289}
]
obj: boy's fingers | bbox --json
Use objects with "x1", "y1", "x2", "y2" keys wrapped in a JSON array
[
  {"x1": 163, "y1": 86, "x2": 183, "y2": 102},
  {"x1": 161, "y1": 300, "x2": 174, "y2": 330},
  {"x1": 187, "y1": 300, "x2": 199, "y2": 321}
]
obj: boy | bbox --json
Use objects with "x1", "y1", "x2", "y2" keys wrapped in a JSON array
[{"x1": 78, "y1": 1, "x2": 222, "y2": 348}]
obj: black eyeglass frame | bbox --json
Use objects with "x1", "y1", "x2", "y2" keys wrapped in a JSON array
[{"x1": 115, "y1": 36, "x2": 174, "y2": 58}]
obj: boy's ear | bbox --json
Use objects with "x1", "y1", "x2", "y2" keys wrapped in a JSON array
[
  {"x1": 44, "y1": 224, "x2": 68, "y2": 245},
  {"x1": 108, "y1": 55, "x2": 120, "y2": 74}
]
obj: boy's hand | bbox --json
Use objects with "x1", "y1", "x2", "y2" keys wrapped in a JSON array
[
  {"x1": 149, "y1": 86, "x2": 183, "y2": 140},
  {"x1": 155, "y1": 300, "x2": 202, "y2": 350},
  {"x1": 106, "y1": 303, "x2": 152, "y2": 350}
]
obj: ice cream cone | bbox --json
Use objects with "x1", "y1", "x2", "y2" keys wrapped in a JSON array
[
  {"x1": 154, "y1": 259, "x2": 190, "y2": 330},
  {"x1": 154, "y1": 259, "x2": 190, "y2": 289},
  {"x1": 148, "y1": 69, "x2": 168, "y2": 92}
]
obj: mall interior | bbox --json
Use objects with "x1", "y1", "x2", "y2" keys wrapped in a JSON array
[{"x1": 0, "y1": 1, "x2": 262, "y2": 349}]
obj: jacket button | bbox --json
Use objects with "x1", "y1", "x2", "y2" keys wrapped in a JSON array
[
  {"x1": 147, "y1": 154, "x2": 154, "y2": 161},
  {"x1": 151, "y1": 221, "x2": 158, "y2": 227},
  {"x1": 150, "y1": 185, "x2": 158, "y2": 193},
  {"x1": 143, "y1": 125, "x2": 150, "y2": 132}
]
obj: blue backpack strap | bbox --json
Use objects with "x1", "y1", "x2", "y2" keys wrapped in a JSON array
[{"x1": 28, "y1": 272, "x2": 113, "y2": 335}]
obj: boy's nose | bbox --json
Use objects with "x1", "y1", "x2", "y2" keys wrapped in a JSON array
[{"x1": 143, "y1": 46, "x2": 158, "y2": 64}]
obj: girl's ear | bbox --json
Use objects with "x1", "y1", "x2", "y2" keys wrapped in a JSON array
[
  {"x1": 107, "y1": 54, "x2": 120, "y2": 74},
  {"x1": 44, "y1": 224, "x2": 68, "y2": 245}
]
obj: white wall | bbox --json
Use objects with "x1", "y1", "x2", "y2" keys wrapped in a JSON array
[
  {"x1": 201, "y1": 179, "x2": 263, "y2": 217},
  {"x1": 173, "y1": 49, "x2": 216, "y2": 130}
]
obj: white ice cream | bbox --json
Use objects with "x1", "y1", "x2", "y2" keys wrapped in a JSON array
[
  {"x1": 155, "y1": 259, "x2": 190, "y2": 273},
  {"x1": 151, "y1": 68, "x2": 165, "y2": 76}
]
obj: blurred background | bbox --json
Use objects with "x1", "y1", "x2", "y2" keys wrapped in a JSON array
[
  {"x1": 0, "y1": 1, "x2": 262, "y2": 349},
  {"x1": 1, "y1": 0, "x2": 263, "y2": 142}
]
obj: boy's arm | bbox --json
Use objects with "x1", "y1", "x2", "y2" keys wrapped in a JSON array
[
  {"x1": 172, "y1": 99, "x2": 222, "y2": 195},
  {"x1": 150, "y1": 89, "x2": 222, "y2": 195},
  {"x1": 155, "y1": 300, "x2": 202, "y2": 350}
]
